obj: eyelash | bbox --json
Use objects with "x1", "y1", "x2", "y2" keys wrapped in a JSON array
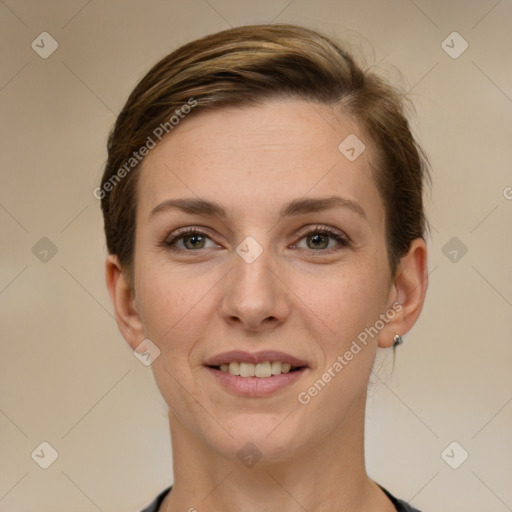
[{"x1": 161, "y1": 225, "x2": 351, "y2": 254}]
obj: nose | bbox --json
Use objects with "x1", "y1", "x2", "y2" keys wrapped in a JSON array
[{"x1": 220, "y1": 240, "x2": 290, "y2": 333}]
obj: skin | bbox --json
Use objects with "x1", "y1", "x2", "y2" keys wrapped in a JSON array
[{"x1": 106, "y1": 98, "x2": 428, "y2": 512}]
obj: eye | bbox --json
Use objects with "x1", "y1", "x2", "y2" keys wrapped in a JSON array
[
  {"x1": 162, "y1": 227, "x2": 219, "y2": 251},
  {"x1": 294, "y1": 226, "x2": 351, "y2": 252},
  {"x1": 161, "y1": 225, "x2": 351, "y2": 254}
]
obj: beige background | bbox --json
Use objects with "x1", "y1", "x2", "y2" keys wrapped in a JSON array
[{"x1": 1, "y1": 0, "x2": 511, "y2": 511}]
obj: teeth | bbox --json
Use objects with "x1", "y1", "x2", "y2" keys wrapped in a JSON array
[
  {"x1": 218, "y1": 361, "x2": 297, "y2": 377},
  {"x1": 271, "y1": 361, "x2": 281, "y2": 375},
  {"x1": 239, "y1": 362, "x2": 255, "y2": 377},
  {"x1": 228, "y1": 361, "x2": 240, "y2": 376},
  {"x1": 255, "y1": 362, "x2": 271, "y2": 378}
]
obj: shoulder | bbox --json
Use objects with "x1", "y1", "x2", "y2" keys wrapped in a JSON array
[
  {"x1": 139, "y1": 486, "x2": 172, "y2": 512},
  {"x1": 378, "y1": 484, "x2": 423, "y2": 512}
]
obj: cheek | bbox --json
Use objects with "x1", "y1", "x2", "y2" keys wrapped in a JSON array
[
  {"x1": 293, "y1": 258, "x2": 387, "y2": 341},
  {"x1": 293, "y1": 267, "x2": 385, "y2": 414},
  {"x1": 134, "y1": 259, "x2": 222, "y2": 359}
]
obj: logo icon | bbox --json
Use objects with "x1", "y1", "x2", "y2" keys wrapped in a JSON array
[
  {"x1": 441, "y1": 32, "x2": 468, "y2": 59},
  {"x1": 338, "y1": 134, "x2": 366, "y2": 161},
  {"x1": 32, "y1": 237, "x2": 58, "y2": 263},
  {"x1": 441, "y1": 441, "x2": 469, "y2": 469},
  {"x1": 237, "y1": 442, "x2": 263, "y2": 468},
  {"x1": 134, "y1": 339, "x2": 161, "y2": 366},
  {"x1": 236, "y1": 236, "x2": 263, "y2": 264},
  {"x1": 31, "y1": 441, "x2": 59, "y2": 469},
  {"x1": 31, "y1": 32, "x2": 59, "y2": 59},
  {"x1": 442, "y1": 237, "x2": 468, "y2": 263}
]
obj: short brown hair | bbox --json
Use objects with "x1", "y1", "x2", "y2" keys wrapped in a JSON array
[{"x1": 100, "y1": 23, "x2": 430, "y2": 282}]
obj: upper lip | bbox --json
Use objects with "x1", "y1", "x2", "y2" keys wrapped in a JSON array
[{"x1": 204, "y1": 350, "x2": 308, "y2": 368}]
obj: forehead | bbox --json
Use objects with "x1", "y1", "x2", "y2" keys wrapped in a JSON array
[{"x1": 136, "y1": 98, "x2": 384, "y2": 227}]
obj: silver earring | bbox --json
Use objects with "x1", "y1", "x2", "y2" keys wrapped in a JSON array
[{"x1": 393, "y1": 334, "x2": 403, "y2": 347}]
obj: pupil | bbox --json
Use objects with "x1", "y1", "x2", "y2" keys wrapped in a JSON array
[
  {"x1": 309, "y1": 233, "x2": 327, "y2": 249},
  {"x1": 186, "y1": 234, "x2": 204, "y2": 249}
]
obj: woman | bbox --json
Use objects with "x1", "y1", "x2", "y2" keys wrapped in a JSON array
[{"x1": 100, "y1": 24, "x2": 429, "y2": 512}]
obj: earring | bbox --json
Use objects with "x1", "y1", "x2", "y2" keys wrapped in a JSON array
[{"x1": 393, "y1": 334, "x2": 403, "y2": 347}]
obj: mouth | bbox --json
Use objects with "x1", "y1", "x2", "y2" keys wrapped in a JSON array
[{"x1": 204, "y1": 350, "x2": 309, "y2": 397}]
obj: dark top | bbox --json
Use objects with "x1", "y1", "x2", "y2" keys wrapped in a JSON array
[{"x1": 140, "y1": 484, "x2": 422, "y2": 511}]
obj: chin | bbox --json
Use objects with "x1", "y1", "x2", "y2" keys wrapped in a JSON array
[{"x1": 203, "y1": 412, "x2": 310, "y2": 465}]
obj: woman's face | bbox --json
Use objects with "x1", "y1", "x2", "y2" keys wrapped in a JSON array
[{"x1": 129, "y1": 98, "x2": 401, "y2": 461}]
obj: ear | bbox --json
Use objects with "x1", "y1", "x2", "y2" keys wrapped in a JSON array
[
  {"x1": 377, "y1": 238, "x2": 428, "y2": 348},
  {"x1": 105, "y1": 254, "x2": 144, "y2": 350}
]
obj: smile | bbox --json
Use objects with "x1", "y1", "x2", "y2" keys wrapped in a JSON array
[
  {"x1": 214, "y1": 361, "x2": 301, "y2": 378},
  {"x1": 206, "y1": 365, "x2": 308, "y2": 397}
]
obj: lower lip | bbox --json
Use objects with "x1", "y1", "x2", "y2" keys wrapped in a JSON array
[{"x1": 205, "y1": 366, "x2": 308, "y2": 397}]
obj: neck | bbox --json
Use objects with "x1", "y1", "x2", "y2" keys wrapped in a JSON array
[{"x1": 162, "y1": 391, "x2": 394, "y2": 512}]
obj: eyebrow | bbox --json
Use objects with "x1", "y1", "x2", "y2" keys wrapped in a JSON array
[{"x1": 149, "y1": 195, "x2": 367, "y2": 222}]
